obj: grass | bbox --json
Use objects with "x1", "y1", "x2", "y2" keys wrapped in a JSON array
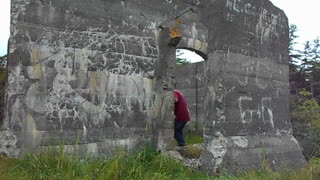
[
  {"x1": 0, "y1": 146, "x2": 209, "y2": 180},
  {"x1": 0, "y1": 145, "x2": 320, "y2": 179},
  {"x1": 185, "y1": 133, "x2": 204, "y2": 145}
]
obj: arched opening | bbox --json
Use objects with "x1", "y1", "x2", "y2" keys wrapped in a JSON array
[
  {"x1": 174, "y1": 48, "x2": 206, "y2": 146},
  {"x1": 176, "y1": 48, "x2": 206, "y2": 65}
]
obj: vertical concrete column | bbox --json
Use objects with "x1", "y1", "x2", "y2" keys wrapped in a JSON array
[
  {"x1": 152, "y1": 27, "x2": 179, "y2": 151},
  {"x1": 201, "y1": 52, "x2": 228, "y2": 174}
]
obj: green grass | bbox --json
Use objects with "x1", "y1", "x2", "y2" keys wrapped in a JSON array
[
  {"x1": 185, "y1": 134, "x2": 204, "y2": 144},
  {"x1": 0, "y1": 146, "x2": 209, "y2": 180},
  {"x1": 1, "y1": 146, "x2": 320, "y2": 180}
]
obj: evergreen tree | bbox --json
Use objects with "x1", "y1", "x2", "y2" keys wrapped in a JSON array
[
  {"x1": 289, "y1": 24, "x2": 301, "y2": 64},
  {"x1": 289, "y1": 24, "x2": 306, "y2": 94},
  {"x1": 288, "y1": 24, "x2": 320, "y2": 98},
  {"x1": 176, "y1": 49, "x2": 191, "y2": 65},
  {"x1": 300, "y1": 38, "x2": 320, "y2": 98}
]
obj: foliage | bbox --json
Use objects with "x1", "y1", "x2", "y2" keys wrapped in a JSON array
[
  {"x1": 291, "y1": 91, "x2": 320, "y2": 128},
  {"x1": 0, "y1": 146, "x2": 208, "y2": 180},
  {"x1": 2, "y1": 146, "x2": 320, "y2": 180},
  {"x1": 289, "y1": 25, "x2": 320, "y2": 98},
  {"x1": 0, "y1": 54, "x2": 7, "y2": 61},
  {"x1": 290, "y1": 90, "x2": 320, "y2": 159},
  {"x1": 176, "y1": 49, "x2": 191, "y2": 65},
  {"x1": 289, "y1": 25, "x2": 306, "y2": 95},
  {"x1": 289, "y1": 24, "x2": 301, "y2": 65},
  {"x1": 299, "y1": 38, "x2": 320, "y2": 97},
  {"x1": 185, "y1": 133, "x2": 204, "y2": 144},
  {"x1": 234, "y1": 158, "x2": 320, "y2": 180},
  {"x1": 289, "y1": 25, "x2": 320, "y2": 161}
]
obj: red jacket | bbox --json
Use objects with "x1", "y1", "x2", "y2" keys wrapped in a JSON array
[{"x1": 174, "y1": 90, "x2": 190, "y2": 122}]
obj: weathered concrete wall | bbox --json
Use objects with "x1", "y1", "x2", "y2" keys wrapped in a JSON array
[
  {"x1": 4, "y1": 0, "x2": 193, "y2": 155},
  {"x1": 199, "y1": 0, "x2": 305, "y2": 174},
  {"x1": 2, "y1": 0, "x2": 305, "y2": 175}
]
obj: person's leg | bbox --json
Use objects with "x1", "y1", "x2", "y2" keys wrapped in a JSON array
[
  {"x1": 178, "y1": 121, "x2": 186, "y2": 146},
  {"x1": 174, "y1": 121, "x2": 187, "y2": 146}
]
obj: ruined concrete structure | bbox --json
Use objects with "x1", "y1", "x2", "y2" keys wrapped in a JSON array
[{"x1": 1, "y1": 0, "x2": 306, "y2": 174}]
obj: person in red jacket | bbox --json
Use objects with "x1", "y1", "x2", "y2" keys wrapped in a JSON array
[{"x1": 174, "y1": 90, "x2": 190, "y2": 146}]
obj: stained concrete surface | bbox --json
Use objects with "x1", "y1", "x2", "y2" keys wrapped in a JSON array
[{"x1": 1, "y1": 0, "x2": 305, "y2": 174}]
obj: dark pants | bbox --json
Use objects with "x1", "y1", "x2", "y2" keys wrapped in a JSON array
[{"x1": 174, "y1": 121, "x2": 187, "y2": 146}]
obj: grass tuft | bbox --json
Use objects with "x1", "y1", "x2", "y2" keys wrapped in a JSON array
[{"x1": 1, "y1": 145, "x2": 320, "y2": 180}]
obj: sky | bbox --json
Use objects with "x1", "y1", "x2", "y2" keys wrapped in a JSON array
[
  {"x1": 270, "y1": 0, "x2": 320, "y2": 50},
  {"x1": 0, "y1": 0, "x2": 319, "y2": 57}
]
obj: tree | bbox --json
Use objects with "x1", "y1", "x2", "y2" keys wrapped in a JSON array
[
  {"x1": 176, "y1": 49, "x2": 191, "y2": 65},
  {"x1": 288, "y1": 24, "x2": 320, "y2": 98},
  {"x1": 289, "y1": 24, "x2": 301, "y2": 65},
  {"x1": 288, "y1": 26, "x2": 320, "y2": 160},
  {"x1": 300, "y1": 38, "x2": 320, "y2": 98},
  {"x1": 0, "y1": 54, "x2": 7, "y2": 70},
  {"x1": 289, "y1": 24, "x2": 306, "y2": 94},
  {"x1": 292, "y1": 91, "x2": 320, "y2": 127}
]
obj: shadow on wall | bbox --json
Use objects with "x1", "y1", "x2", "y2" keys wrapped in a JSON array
[
  {"x1": 0, "y1": 55, "x2": 7, "y2": 127},
  {"x1": 0, "y1": 72, "x2": 5, "y2": 127}
]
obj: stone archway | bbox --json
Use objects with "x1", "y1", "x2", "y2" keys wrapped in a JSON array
[{"x1": 175, "y1": 48, "x2": 206, "y2": 137}]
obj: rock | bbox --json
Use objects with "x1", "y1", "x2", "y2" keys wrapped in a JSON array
[
  {"x1": 164, "y1": 150, "x2": 184, "y2": 162},
  {"x1": 165, "y1": 144, "x2": 203, "y2": 170},
  {"x1": 175, "y1": 144, "x2": 202, "y2": 159}
]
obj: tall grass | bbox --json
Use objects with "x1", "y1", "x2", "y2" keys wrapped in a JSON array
[
  {"x1": 0, "y1": 146, "x2": 208, "y2": 180},
  {"x1": 1, "y1": 146, "x2": 320, "y2": 180}
]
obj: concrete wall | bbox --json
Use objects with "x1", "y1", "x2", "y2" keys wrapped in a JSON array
[
  {"x1": 199, "y1": 0, "x2": 305, "y2": 174},
  {"x1": 1, "y1": 0, "x2": 306, "y2": 174},
  {"x1": 3, "y1": 0, "x2": 188, "y2": 155}
]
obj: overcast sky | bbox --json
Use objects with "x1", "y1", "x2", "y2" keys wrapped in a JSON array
[
  {"x1": 0, "y1": 0, "x2": 319, "y2": 56},
  {"x1": 270, "y1": 0, "x2": 320, "y2": 49}
]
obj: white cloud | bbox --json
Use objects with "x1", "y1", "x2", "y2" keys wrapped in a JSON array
[{"x1": 270, "y1": 0, "x2": 320, "y2": 45}]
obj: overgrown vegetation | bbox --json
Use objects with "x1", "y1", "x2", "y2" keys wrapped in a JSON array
[
  {"x1": 185, "y1": 133, "x2": 204, "y2": 145},
  {"x1": 0, "y1": 146, "x2": 209, "y2": 180},
  {"x1": 1, "y1": 146, "x2": 320, "y2": 180},
  {"x1": 289, "y1": 25, "x2": 320, "y2": 98},
  {"x1": 291, "y1": 91, "x2": 320, "y2": 128},
  {"x1": 289, "y1": 24, "x2": 320, "y2": 159}
]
